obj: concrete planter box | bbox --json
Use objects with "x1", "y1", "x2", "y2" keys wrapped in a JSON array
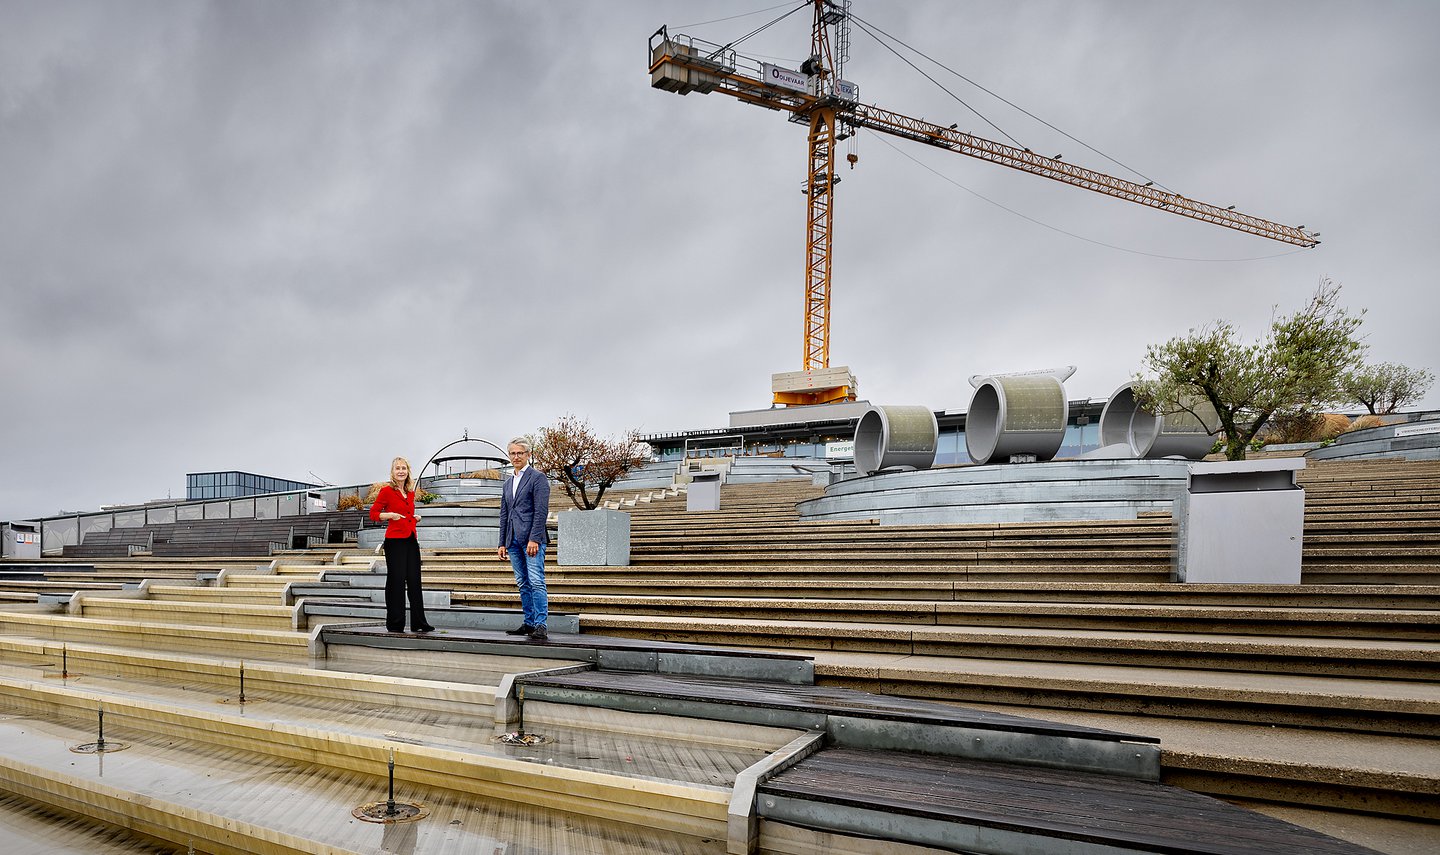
[
  {"x1": 357, "y1": 505, "x2": 500, "y2": 550},
  {"x1": 557, "y1": 508, "x2": 630, "y2": 566}
]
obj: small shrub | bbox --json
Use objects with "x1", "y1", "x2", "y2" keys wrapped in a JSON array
[
  {"x1": 417, "y1": 490, "x2": 440, "y2": 504},
  {"x1": 1262, "y1": 412, "x2": 1350, "y2": 444},
  {"x1": 1315, "y1": 413, "x2": 1352, "y2": 441},
  {"x1": 458, "y1": 469, "x2": 505, "y2": 480},
  {"x1": 1344, "y1": 414, "x2": 1387, "y2": 433},
  {"x1": 337, "y1": 494, "x2": 366, "y2": 511},
  {"x1": 1263, "y1": 412, "x2": 1325, "y2": 444}
]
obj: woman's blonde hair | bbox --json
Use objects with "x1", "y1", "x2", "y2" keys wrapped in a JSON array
[{"x1": 389, "y1": 457, "x2": 416, "y2": 493}]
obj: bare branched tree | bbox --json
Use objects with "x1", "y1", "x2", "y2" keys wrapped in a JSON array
[{"x1": 530, "y1": 415, "x2": 652, "y2": 510}]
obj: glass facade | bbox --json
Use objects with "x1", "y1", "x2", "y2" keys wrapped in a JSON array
[
  {"x1": 79, "y1": 514, "x2": 112, "y2": 540},
  {"x1": 43, "y1": 517, "x2": 78, "y2": 553},
  {"x1": 186, "y1": 471, "x2": 317, "y2": 501},
  {"x1": 36, "y1": 479, "x2": 359, "y2": 555},
  {"x1": 646, "y1": 407, "x2": 1102, "y2": 466}
]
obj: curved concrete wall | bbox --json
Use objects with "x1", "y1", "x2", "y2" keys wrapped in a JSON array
[
  {"x1": 854, "y1": 406, "x2": 939, "y2": 476},
  {"x1": 966, "y1": 375, "x2": 1068, "y2": 465},
  {"x1": 613, "y1": 461, "x2": 682, "y2": 491},
  {"x1": 423, "y1": 477, "x2": 503, "y2": 501},
  {"x1": 1308, "y1": 418, "x2": 1440, "y2": 462},
  {"x1": 724, "y1": 456, "x2": 830, "y2": 483},
  {"x1": 798, "y1": 459, "x2": 1191, "y2": 525},
  {"x1": 358, "y1": 506, "x2": 501, "y2": 550}
]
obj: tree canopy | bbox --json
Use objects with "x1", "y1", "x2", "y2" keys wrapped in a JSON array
[
  {"x1": 1131, "y1": 278, "x2": 1366, "y2": 460},
  {"x1": 1341, "y1": 362, "x2": 1435, "y2": 415},
  {"x1": 530, "y1": 415, "x2": 652, "y2": 510}
]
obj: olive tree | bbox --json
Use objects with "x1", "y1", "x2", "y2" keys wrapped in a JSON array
[
  {"x1": 1341, "y1": 362, "x2": 1435, "y2": 415},
  {"x1": 530, "y1": 415, "x2": 652, "y2": 510},
  {"x1": 1132, "y1": 278, "x2": 1366, "y2": 460}
]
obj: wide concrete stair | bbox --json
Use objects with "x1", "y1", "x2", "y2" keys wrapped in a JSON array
[
  {"x1": 1, "y1": 456, "x2": 1436, "y2": 852},
  {"x1": 0, "y1": 574, "x2": 800, "y2": 853},
  {"x1": 404, "y1": 459, "x2": 1440, "y2": 852},
  {"x1": 0, "y1": 635, "x2": 765, "y2": 853}
]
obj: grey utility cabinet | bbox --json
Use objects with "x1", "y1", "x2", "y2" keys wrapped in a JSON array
[
  {"x1": 1175, "y1": 458, "x2": 1305, "y2": 584},
  {"x1": 687, "y1": 471, "x2": 722, "y2": 512}
]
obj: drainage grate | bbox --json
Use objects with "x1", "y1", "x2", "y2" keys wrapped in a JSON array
[
  {"x1": 70, "y1": 741, "x2": 128, "y2": 754},
  {"x1": 495, "y1": 731, "x2": 553, "y2": 746},
  {"x1": 353, "y1": 801, "x2": 428, "y2": 824}
]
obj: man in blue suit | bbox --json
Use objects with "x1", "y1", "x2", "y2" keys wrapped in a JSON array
[{"x1": 497, "y1": 437, "x2": 551, "y2": 640}]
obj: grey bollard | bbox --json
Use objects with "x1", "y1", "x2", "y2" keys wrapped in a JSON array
[
  {"x1": 1101, "y1": 384, "x2": 1217, "y2": 460},
  {"x1": 854, "y1": 405, "x2": 939, "y2": 477},
  {"x1": 966, "y1": 371, "x2": 1070, "y2": 465}
]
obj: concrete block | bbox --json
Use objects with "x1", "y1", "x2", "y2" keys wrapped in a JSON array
[{"x1": 557, "y1": 508, "x2": 630, "y2": 566}]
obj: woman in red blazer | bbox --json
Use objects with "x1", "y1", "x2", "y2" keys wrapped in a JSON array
[{"x1": 368, "y1": 457, "x2": 433, "y2": 633}]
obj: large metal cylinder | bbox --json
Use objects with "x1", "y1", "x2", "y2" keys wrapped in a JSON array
[
  {"x1": 967, "y1": 374, "x2": 1069, "y2": 465},
  {"x1": 1098, "y1": 384, "x2": 1141, "y2": 448},
  {"x1": 1100, "y1": 383, "x2": 1217, "y2": 460},
  {"x1": 854, "y1": 405, "x2": 938, "y2": 476}
]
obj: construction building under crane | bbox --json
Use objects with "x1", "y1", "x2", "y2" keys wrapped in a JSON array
[{"x1": 648, "y1": 0, "x2": 1317, "y2": 408}]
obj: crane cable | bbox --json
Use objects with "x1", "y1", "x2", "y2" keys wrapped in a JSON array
[
  {"x1": 849, "y1": 11, "x2": 1176, "y2": 194},
  {"x1": 673, "y1": 3, "x2": 804, "y2": 31},
  {"x1": 703, "y1": 2, "x2": 811, "y2": 60},
  {"x1": 846, "y1": 15, "x2": 1026, "y2": 151},
  {"x1": 869, "y1": 131, "x2": 1308, "y2": 263}
]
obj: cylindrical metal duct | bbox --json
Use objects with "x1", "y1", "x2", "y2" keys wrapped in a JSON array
[
  {"x1": 1098, "y1": 384, "x2": 1141, "y2": 448},
  {"x1": 854, "y1": 405, "x2": 939, "y2": 476},
  {"x1": 1101, "y1": 383, "x2": 1218, "y2": 460},
  {"x1": 966, "y1": 375, "x2": 1069, "y2": 465}
]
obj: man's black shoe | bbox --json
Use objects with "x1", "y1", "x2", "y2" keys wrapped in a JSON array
[
  {"x1": 528, "y1": 625, "x2": 548, "y2": 641},
  {"x1": 414, "y1": 625, "x2": 436, "y2": 633},
  {"x1": 505, "y1": 624, "x2": 534, "y2": 636}
]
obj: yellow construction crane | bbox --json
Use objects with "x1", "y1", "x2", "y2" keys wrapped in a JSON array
[{"x1": 649, "y1": 1, "x2": 1318, "y2": 407}]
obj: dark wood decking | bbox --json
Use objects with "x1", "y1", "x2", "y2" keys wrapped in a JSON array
[
  {"x1": 759, "y1": 747, "x2": 1379, "y2": 855},
  {"x1": 518, "y1": 669, "x2": 1152, "y2": 743}
]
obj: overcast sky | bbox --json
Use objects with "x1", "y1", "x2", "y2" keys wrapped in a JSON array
[{"x1": 3, "y1": 0, "x2": 1438, "y2": 520}]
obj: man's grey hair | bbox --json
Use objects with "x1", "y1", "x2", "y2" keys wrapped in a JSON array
[{"x1": 508, "y1": 437, "x2": 531, "y2": 452}]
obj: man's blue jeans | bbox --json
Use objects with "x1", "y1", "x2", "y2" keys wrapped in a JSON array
[{"x1": 507, "y1": 542, "x2": 548, "y2": 628}]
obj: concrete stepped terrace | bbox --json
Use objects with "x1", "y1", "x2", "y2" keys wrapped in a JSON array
[
  {"x1": 389, "y1": 458, "x2": 1439, "y2": 851},
  {"x1": 1, "y1": 571, "x2": 1284, "y2": 855},
  {"x1": 1, "y1": 455, "x2": 1437, "y2": 852}
]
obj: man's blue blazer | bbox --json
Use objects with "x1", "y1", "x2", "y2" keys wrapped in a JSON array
[{"x1": 500, "y1": 468, "x2": 550, "y2": 548}]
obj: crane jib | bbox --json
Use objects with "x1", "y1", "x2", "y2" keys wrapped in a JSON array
[{"x1": 651, "y1": 45, "x2": 1317, "y2": 249}]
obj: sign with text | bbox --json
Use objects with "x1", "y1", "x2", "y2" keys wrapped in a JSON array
[
  {"x1": 1394, "y1": 422, "x2": 1440, "y2": 438},
  {"x1": 825, "y1": 440, "x2": 855, "y2": 459},
  {"x1": 762, "y1": 63, "x2": 808, "y2": 92}
]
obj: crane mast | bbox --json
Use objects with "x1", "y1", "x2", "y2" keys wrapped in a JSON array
[
  {"x1": 799, "y1": 1, "x2": 844, "y2": 399},
  {"x1": 648, "y1": 1, "x2": 1318, "y2": 407}
]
